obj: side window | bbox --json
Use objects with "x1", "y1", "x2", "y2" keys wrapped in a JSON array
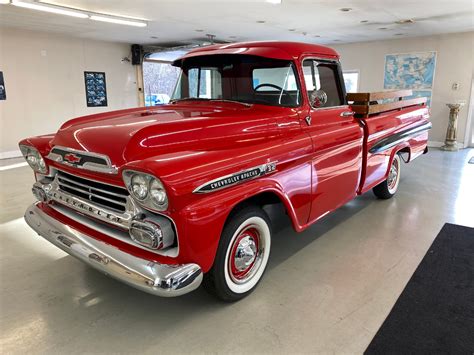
[
  {"x1": 303, "y1": 59, "x2": 344, "y2": 107},
  {"x1": 303, "y1": 60, "x2": 320, "y2": 91}
]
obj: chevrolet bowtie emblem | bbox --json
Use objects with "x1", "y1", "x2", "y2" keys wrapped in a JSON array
[{"x1": 64, "y1": 153, "x2": 81, "y2": 164}]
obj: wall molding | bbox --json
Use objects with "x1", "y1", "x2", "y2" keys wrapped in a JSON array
[{"x1": 0, "y1": 150, "x2": 22, "y2": 160}]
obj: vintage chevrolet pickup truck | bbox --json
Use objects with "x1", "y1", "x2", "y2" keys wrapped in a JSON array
[{"x1": 21, "y1": 41, "x2": 431, "y2": 301}]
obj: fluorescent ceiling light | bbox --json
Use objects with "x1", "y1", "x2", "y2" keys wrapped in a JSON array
[
  {"x1": 9, "y1": 1, "x2": 148, "y2": 27},
  {"x1": 90, "y1": 15, "x2": 147, "y2": 27},
  {"x1": 266, "y1": 0, "x2": 282, "y2": 3},
  {"x1": 0, "y1": 0, "x2": 11, "y2": 4},
  {"x1": 11, "y1": 0, "x2": 89, "y2": 18}
]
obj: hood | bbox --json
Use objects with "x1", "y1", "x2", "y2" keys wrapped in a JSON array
[{"x1": 50, "y1": 102, "x2": 289, "y2": 168}]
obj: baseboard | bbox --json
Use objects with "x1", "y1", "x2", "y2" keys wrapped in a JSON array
[
  {"x1": 0, "y1": 150, "x2": 22, "y2": 160},
  {"x1": 428, "y1": 141, "x2": 444, "y2": 148}
]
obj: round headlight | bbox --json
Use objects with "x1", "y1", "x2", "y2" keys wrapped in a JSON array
[
  {"x1": 150, "y1": 179, "x2": 168, "y2": 208},
  {"x1": 123, "y1": 170, "x2": 169, "y2": 211},
  {"x1": 131, "y1": 174, "x2": 149, "y2": 200},
  {"x1": 20, "y1": 145, "x2": 48, "y2": 174}
]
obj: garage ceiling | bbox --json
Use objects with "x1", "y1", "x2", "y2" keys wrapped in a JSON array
[{"x1": 0, "y1": 0, "x2": 473, "y2": 46}]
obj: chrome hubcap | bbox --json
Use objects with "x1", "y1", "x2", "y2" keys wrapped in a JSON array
[
  {"x1": 228, "y1": 227, "x2": 261, "y2": 283},
  {"x1": 388, "y1": 158, "x2": 399, "y2": 191},
  {"x1": 234, "y1": 236, "x2": 257, "y2": 271}
]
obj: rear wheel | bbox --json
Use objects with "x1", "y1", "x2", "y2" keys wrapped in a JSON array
[
  {"x1": 373, "y1": 153, "x2": 401, "y2": 199},
  {"x1": 203, "y1": 206, "x2": 271, "y2": 302}
]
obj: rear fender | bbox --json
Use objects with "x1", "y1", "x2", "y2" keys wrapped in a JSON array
[{"x1": 385, "y1": 142, "x2": 411, "y2": 179}]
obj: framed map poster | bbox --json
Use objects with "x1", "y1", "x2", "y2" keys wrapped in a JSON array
[
  {"x1": 384, "y1": 52, "x2": 437, "y2": 107},
  {"x1": 0, "y1": 71, "x2": 6, "y2": 100},
  {"x1": 84, "y1": 71, "x2": 108, "y2": 107}
]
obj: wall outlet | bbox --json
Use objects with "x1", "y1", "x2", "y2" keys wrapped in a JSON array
[{"x1": 452, "y1": 82, "x2": 460, "y2": 90}]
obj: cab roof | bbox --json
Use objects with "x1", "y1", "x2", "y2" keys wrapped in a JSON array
[{"x1": 173, "y1": 41, "x2": 339, "y2": 65}]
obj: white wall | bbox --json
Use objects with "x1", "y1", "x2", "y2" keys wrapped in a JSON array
[
  {"x1": 0, "y1": 27, "x2": 138, "y2": 156},
  {"x1": 332, "y1": 31, "x2": 474, "y2": 146}
]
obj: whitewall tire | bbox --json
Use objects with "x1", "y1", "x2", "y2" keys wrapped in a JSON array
[
  {"x1": 203, "y1": 206, "x2": 272, "y2": 301},
  {"x1": 373, "y1": 153, "x2": 402, "y2": 199}
]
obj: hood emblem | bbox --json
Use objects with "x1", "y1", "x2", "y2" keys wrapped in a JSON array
[
  {"x1": 64, "y1": 153, "x2": 81, "y2": 164},
  {"x1": 47, "y1": 146, "x2": 118, "y2": 174}
]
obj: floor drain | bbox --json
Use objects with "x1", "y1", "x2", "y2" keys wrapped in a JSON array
[{"x1": 469, "y1": 156, "x2": 474, "y2": 164}]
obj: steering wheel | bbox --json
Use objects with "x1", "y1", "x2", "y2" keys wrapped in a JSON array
[{"x1": 254, "y1": 83, "x2": 293, "y2": 103}]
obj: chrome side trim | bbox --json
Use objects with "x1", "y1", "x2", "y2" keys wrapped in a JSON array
[
  {"x1": 25, "y1": 203, "x2": 201, "y2": 297},
  {"x1": 193, "y1": 161, "x2": 277, "y2": 194},
  {"x1": 369, "y1": 122, "x2": 433, "y2": 154},
  {"x1": 47, "y1": 145, "x2": 118, "y2": 174}
]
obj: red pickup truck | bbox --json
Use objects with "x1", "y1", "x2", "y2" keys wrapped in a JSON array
[{"x1": 21, "y1": 41, "x2": 431, "y2": 301}]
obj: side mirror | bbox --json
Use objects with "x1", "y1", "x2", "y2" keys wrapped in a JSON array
[{"x1": 310, "y1": 89, "x2": 328, "y2": 108}]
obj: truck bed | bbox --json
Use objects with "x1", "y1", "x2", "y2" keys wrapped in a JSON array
[{"x1": 348, "y1": 90, "x2": 431, "y2": 194}]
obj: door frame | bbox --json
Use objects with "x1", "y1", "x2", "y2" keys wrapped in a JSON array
[{"x1": 463, "y1": 73, "x2": 474, "y2": 148}]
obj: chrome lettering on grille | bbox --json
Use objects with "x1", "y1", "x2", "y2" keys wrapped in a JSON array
[
  {"x1": 193, "y1": 162, "x2": 277, "y2": 194},
  {"x1": 51, "y1": 191, "x2": 123, "y2": 224}
]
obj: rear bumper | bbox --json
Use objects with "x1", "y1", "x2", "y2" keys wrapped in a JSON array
[{"x1": 24, "y1": 203, "x2": 203, "y2": 297}]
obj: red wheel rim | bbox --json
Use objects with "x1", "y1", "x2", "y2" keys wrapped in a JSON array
[{"x1": 228, "y1": 227, "x2": 260, "y2": 281}]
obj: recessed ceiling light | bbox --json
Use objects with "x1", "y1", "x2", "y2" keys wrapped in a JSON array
[
  {"x1": 265, "y1": 0, "x2": 282, "y2": 4},
  {"x1": 360, "y1": 20, "x2": 369, "y2": 23},
  {"x1": 339, "y1": 8, "x2": 352, "y2": 12},
  {"x1": 395, "y1": 19, "x2": 415, "y2": 25},
  {"x1": 378, "y1": 27, "x2": 388, "y2": 30},
  {"x1": 257, "y1": 20, "x2": 266, "y2": 23}
]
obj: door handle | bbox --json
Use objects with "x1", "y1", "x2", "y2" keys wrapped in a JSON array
[{"x1": 340, "y1": 111, "x2": 355, "y2": 117}]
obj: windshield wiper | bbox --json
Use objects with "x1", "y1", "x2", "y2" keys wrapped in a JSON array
[
  {"x1": 169, "y1": 97, "x2": 252, "y2": 107},
  {"x1": 169, "y1": 97, "x2": 211, "y2": 104},
  {"x1": 209, "y1": 99, "x2": 252, "y2": 107}
]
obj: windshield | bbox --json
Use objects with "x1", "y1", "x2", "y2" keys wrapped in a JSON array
[{"x1": 171, "y1": 54, "x2": 301, "y2": 107}]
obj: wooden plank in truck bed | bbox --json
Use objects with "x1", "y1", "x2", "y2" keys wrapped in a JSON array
[
  {"x1": 351, "y1": 97, "x2": 427, "y2": 115},
  {"x1": 347, "y1": 90, "x2": 427, "y2": 116},
  {"x1": 347, "y1": 89, "x2": 413, "y2": 102}
]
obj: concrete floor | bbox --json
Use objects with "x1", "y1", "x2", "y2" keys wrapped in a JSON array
[{"x1": 1, "y1": 148, "x2": 473, "y2": 354}]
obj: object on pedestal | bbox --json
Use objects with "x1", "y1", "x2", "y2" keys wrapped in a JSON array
[{"x1": 441, "y1": 103, "x2": 465, "y2": 151}]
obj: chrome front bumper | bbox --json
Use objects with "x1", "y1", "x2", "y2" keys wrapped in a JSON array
[{"x1": 24, "y1": 203, "x2": 203, "y2": 297}]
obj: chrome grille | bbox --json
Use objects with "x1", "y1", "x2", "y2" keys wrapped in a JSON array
[{"x1": 57, "y1": 171, "x2": 128, "y2": 212}]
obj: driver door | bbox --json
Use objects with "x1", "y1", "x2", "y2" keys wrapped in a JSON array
[{"x1": 301, "y1": 59, "x2": 364, "y2": 223}]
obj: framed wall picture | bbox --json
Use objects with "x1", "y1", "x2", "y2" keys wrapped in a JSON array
[
  {"x1": 0, "y1": 71, "x2": 6, "y2": 101},
  {"x1": 384, "y1": 51, "x2": 437, "y2": 107},
  {"x1": 84, "y1": 71, "x2": 108, "y2": 107}
]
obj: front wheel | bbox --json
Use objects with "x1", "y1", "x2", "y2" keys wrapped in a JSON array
[
  {"x1": 203, "y1": 206, "x2": 271, "y2": 302},
  {"x1": 373, "y1": 153, "x2": 402, "y2": 199}
]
